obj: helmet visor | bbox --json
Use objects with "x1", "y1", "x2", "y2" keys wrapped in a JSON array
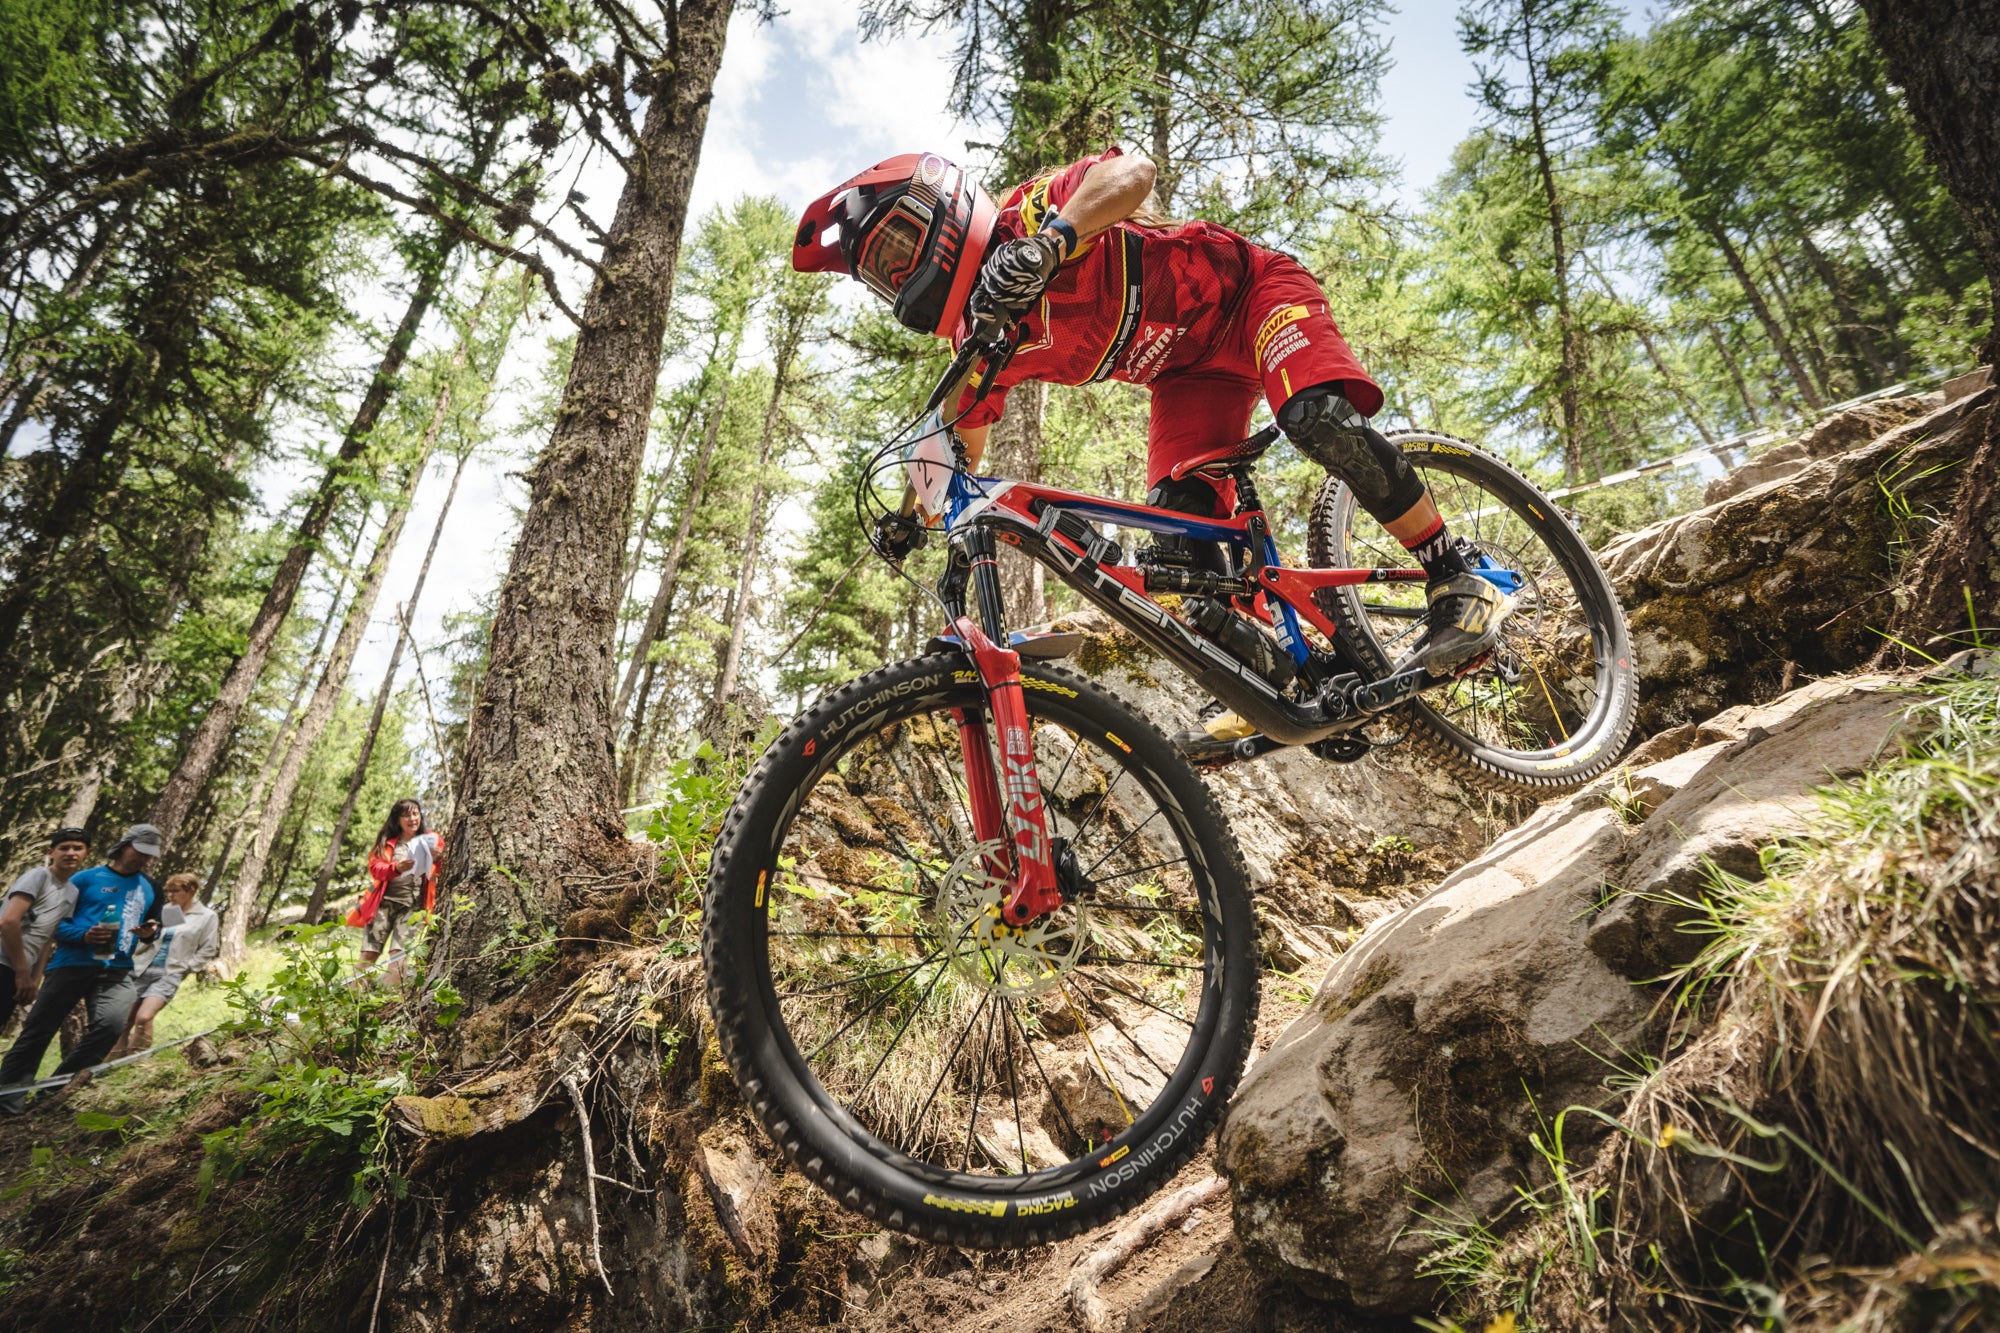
[{"x1": 856, "y1": 196, "x2": 933, "y2": 301}]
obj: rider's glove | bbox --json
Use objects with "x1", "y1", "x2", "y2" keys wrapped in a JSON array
[
  {"x1": 871, "y1": 511, "x2": 929, "y2": 564},
  {"x1": 966, "y1": 230, "x2": 1066, "y2": 329}
]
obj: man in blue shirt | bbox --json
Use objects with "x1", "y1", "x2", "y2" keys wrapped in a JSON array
[{"x1": 0, "y1": 823, "x2": 162, "y2": 1113}]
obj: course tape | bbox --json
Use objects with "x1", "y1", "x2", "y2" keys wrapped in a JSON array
[
  {"x1": 0, "y1": 1027, "x2": 219, "y2": 1099},
  {"x1": 1540, "y1": 371, "x2": 1955, "y2": 503}
]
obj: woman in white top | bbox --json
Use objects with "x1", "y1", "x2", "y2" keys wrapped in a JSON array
[{"x1": 112, "y1": 873, "x2": 219, "y2": 1056}]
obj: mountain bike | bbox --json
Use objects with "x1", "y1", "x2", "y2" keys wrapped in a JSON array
[{"x1": 702, "y1": 318, "x2": 1637, "y2": 1247}]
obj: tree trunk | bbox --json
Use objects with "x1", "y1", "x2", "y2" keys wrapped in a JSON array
[
  {"x1": 1858, "y1": 0, "x2": 2000, "y2": 649},
  {"x1": 1755, "y1": 238, "x2": 1834, "y2": 400},
  {"x1": 1702, "y1": 221, "x2": 1825, "y2": 412},
  {"x1": 617, "y1": 656, "x2": 660, "y2": 807},
  {"x1": 617, "y1": 402, "x2": 702, "y2": 659},
  {"x1": 712, "y1": 294, "x2": 813, "y2": 711},
  {"x1": 614, "y1": 383, "x2": 730, "y2": 724},
  {"x1": 304, "y1": 450, "x2": 471, "y2": 924},
  {"x1": 986, "y1": 380, "x2": 1049, "y2": 622},
  {"x1": 441, "y1": 0, "x2": 734, "y2": 1004},
  {"x1": 206, "y1": 528, "x2": 358, "y2": 912},
  {"x1": 301, "y1": 259, "x2": 510, "y2": 923},
  {"x1": 147, "y1": 231, "x2": 459, "y2": 845},
  {"x1": 218, "y1": 463, "x2": 425, "y2": 970},
  {"x1": 1520, "y1": 6, "x2": 1586, "y2": 482},
  {"x1": 1706, "y1": 322, "x2": 1763, "y2": 426},
  {"x1": 1794, "y1": 225, "x2": 1893, "y2": 387}
]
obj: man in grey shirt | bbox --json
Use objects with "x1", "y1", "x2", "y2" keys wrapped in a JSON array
[{"x1": 0, "y1": 827, "x2": 88, "y2": 1031}]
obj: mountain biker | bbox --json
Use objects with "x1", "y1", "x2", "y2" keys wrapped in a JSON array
[{"x1": 792, "y1": 148, "x2": 1512, "y2": 750}]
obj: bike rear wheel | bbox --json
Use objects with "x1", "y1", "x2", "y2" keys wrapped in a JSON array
[
  {"x1": 1308, "y1": 431, "x2": 1638, "y2": 795},
  {"x1": 703, "y1": 654, "x2": 1259, "y2": 1247}
]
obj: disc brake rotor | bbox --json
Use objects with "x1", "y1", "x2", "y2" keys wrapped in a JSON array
[{"x1": 935, "y1": 838, "x2": 1092, "y2": 999}]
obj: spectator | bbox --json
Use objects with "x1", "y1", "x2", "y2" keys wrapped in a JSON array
[
  {"x1": 0, "y1": 828, "x2": 90, "y2": 1033},
  {"x1": 346, "y1": 798, "x2": 441, "y2": 986},
  {"x1": 111, "y1": 872, "x2": 218, "y2": 1058},
  {"x1": 0, "y1": 823, "x2": 161, "y2": 1113}
]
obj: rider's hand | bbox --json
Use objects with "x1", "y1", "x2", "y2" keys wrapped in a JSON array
[
  {"x1": 968, "y1": 232, "x2": 1066, "y2": 328},
  {"x1": 870, "y1": 512, "x2": 929, "y2": 565}
]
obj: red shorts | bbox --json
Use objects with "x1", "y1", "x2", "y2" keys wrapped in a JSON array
[{"x1": 1146, "y1": 251, "x2": 1380, "y2": 507}]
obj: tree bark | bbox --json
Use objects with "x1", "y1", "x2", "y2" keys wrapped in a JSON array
[
  {"x1": 1858, "y1": 0, "x2": 2000, "y2": 649},
  {"x1": 218, "y1": 463, "x2": 425, "y2": 970},
  {"x1": 441, "y1": 0, "x2": 733, "y2": 1004},
  {"x1": 986, "y1": 380, "x2": 1049, "y2": 623},
  {"x1": 147, "y1": 231, "x2": 458, "y2": 845}
]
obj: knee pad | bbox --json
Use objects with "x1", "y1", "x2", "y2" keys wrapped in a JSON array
[{"x1": 1277, "y1": 384, "x2": 1425, "y2": 524}]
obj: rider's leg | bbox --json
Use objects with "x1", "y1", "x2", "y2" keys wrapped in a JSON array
[{"x1": 1234, "y1": 252, "x2": 1509, "y2": 675}]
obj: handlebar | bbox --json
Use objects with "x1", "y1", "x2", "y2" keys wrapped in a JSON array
[{"x1": 899, "y1": 318, "x2": 1020, "y2": 517}]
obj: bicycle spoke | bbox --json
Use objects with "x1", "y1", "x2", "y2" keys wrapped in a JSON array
[
  {"x1": 1088, "y1": 855, "x2": 1189, "y2": 886},
  {"x1": 1081, "y1": 807, "x2": 1164, "y2": 878},
  {"x1": 779, "y1": 954, "x2": 936, "y2": 1000},
  {"x1": 1002, "y1": 997, "x2": 1028, "y2": 1175},
  {"x1": 1079, "y1": 966, "x2": 1196, "y2": 1029},
  {"x1": 961, "y1": 997, "x2": 1001, "y2": 1172}
]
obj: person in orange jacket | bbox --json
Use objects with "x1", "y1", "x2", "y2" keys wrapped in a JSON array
[{"x1": 347, "y1": 798, "x2": 441, "y2": 985}]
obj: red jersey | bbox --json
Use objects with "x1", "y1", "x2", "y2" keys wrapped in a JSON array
[{"x1": 954, "y1": 148, "x2": 1267, "y2": 427}]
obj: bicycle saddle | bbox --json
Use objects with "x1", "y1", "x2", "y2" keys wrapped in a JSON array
[{"x1": 1166, "y1": 424, "x2": 1284, "y2": 481}]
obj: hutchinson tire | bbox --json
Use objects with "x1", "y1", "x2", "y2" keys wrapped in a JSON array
[
  {"x1": 703, "y1": 654, "x2": 1259, "y2": 1248},
  {"x1": 1309, "y1": 430, "x2": 1639, "y2": 796}
]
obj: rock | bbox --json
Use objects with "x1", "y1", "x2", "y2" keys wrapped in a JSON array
[
  {"x1": 1941, "y1": 365, "x2": 1993, "y2": 402},
  {"x1": 694, "y1": 1125, "x2": 779, "y2": 1266},
  {"x1": 389, "y1": 1067, "x2": 543, "y2": 1141},
  {"x1": 181, "y1": 1035, "x2": 220, "y2": 1069},
  {"x1": 1047, "y1": 1010, "x2": 1187, "y2": 1148},
  {"x1": 1055, "y1": 609, "x2": 1492, "y2": 930},
  {"x1": 1604, "y1": 389, "x2": 1992, "y2": 732},
  {"x1": 1216, "y1": 672, "x2": 1918, "y2": 1315},
  {"x1": 1587, "y1": 675, "x2": 1911, "y2": 978},
  {"x1": 1702, "y1": 392, "x2": 1941, "y2": 506}
]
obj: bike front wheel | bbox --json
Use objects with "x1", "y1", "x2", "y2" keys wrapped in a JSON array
[
  {"x1": 703, "y1": 654, "x2": 1259, "y2": 1248},
  {"x1": 1309, "y1": 431, "x2": 1639, "y2": 795}
]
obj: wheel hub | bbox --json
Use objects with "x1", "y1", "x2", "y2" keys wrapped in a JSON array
[{"x1": 936, "y1": 838, "x2": 1091, "y2": 998}]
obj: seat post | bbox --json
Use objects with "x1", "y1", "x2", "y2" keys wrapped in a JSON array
[{"x1": 1229, "y1": 465, "x2": 1264, "y2": 517}]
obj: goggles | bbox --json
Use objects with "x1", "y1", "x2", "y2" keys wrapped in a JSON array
[{"x1": 855, "y1": 195, "x2": 934, "y2": 301}]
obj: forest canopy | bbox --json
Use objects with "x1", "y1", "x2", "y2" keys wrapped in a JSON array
[{"x1": 0, "y1": 0, "x2": 1982, "y2": 937}]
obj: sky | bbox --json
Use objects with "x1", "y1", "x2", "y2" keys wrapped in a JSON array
[{"x1": 332, "y1": 0, "x2": 1647, "y2": 750}]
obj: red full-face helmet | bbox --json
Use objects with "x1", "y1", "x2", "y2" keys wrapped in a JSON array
[{"x1": 793, "y1": 152, "x2": 998, "y2": 337}]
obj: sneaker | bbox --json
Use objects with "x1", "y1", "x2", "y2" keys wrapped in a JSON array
[
  {"x1": 1172, "y1": 702, "x2": 1259, "y2": 764},
  {"x1": 1394, "y1": 573, "x2": 1514, "y2": 676}
]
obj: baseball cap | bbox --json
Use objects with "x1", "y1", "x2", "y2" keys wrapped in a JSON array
[{"x1": 113, "y1": 823, "x2": 164, "y2": 857}]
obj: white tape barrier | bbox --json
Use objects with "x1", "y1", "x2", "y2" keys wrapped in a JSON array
[
  {"x1": 1542, "y1": 371, "x2": 1954, "y2": 504},
  {"x1": 0, "y1": 1026, "x2": 218, "y2": 1099}
]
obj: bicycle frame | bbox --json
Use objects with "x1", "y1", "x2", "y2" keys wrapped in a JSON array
[{"x1": 918, "y1": 447, "x2": 1496, "y2": 928}]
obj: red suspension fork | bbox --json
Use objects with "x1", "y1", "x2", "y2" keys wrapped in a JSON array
[{"x1": 950, "y1": 615, "x2": 1063, "y2": 925}]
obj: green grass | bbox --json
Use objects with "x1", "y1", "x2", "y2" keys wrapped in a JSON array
[{"x1": 26, "y1": 927, "x2": 310, "y2": 1081}]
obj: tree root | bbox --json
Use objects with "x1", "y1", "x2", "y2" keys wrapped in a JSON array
[
  {"x1": 564, "y1": 1071, "x2": 614, "y2": 1297},
  {"x1": 1068, "y1": 1174, "x2": 1228, "y2": 1332}
]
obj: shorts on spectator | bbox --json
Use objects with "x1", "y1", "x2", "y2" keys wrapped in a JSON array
[
  {"x1": 136, "y1": 967, "x2": 181, "y2": 1005},
  {"x1": 363, "y1": 896, "x2": 421, "y2": 954}
]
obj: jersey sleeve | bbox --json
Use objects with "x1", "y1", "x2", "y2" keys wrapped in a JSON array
[{"x1": 1020, "y1": 146, "x2": 1123, "y2": 232}]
